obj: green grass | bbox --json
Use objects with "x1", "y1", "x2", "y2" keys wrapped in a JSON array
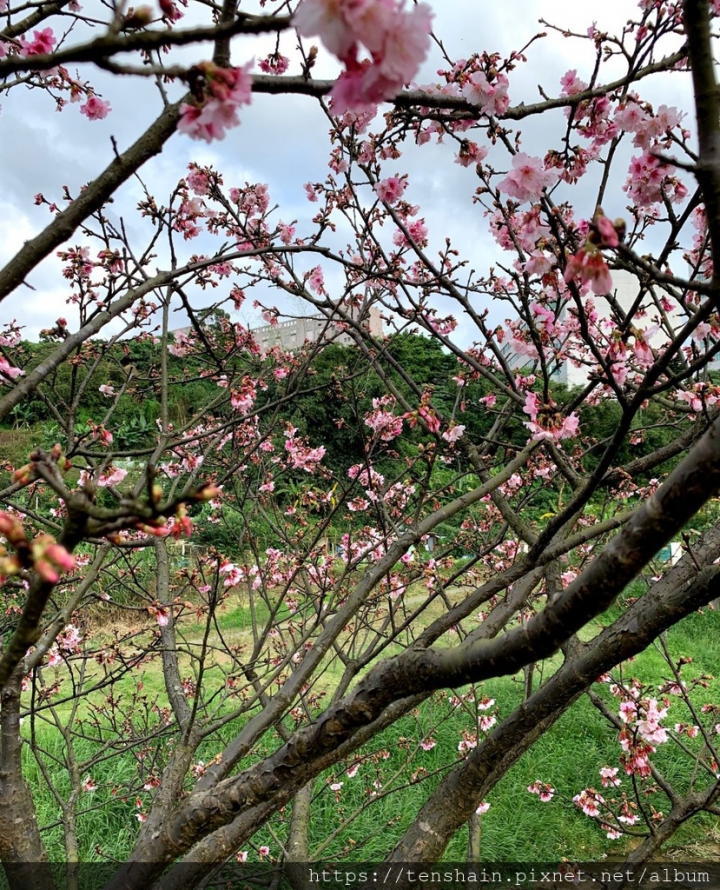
[{"x1": 18, "y1": 582, "x2": 720, "y2": 864}]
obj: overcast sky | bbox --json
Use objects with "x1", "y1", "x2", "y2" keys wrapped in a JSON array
[{"x1": 0, "y1": 0, "x2": 695, "y2": 343}]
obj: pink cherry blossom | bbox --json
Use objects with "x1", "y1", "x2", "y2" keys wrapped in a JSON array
[
  {"x1": 393, "y1": 218, "x2": 428, "y2": 247},
  {"x1": 0, "y1": 357, "x2": 25, "y2": 381},
  {"x1": 593, "y1": 212, "x2": 620, "y2": 247},
  {"x1": 293, "y1": 0, "x2": 358, "y2": 60},
  {"x1": 178, "y1": 60, "x2": 253, "y2": 142},
  {"x1": 573, "y1": 788, "x2": 604, "y2": 817},
  {"x1": 442, "y1": 424, "x2": 465, "y2": 444},
  {"x1": 624, "y1": 152, "x2": 687, "y2": 206},
  {"x1": 22, "y1": 27, "x2": 56, "y2": 55},
  {"x1": 498, "y1": 153, "x2": 558, "y2": 204},
  {"x1": 285, "y1": 427, "x2": 326, "y2": 472},
  {"x1": 159, "y1": 0, "x2": 183, "y2": 21},
  {"x1": 98, "y1": 466, "x2": 128, "y2": 487},
  {"x1": 560, "y1": 69, "x2": 588, "y2": 96},
  {"x1": 294, "y1": 0, "x2": 433, "y2": 113},
  {"x1": 636, "y1": 699, "x2": 668, "y2": 744},
  {"x1": 599, "y1": 766, "x2": 621, "y2": 788},
  {"x1": 564, "y1": 245, "x2": 613, "y2": 295},
  {"x1": 259, "y1": 54, "x2": 290, "y2": 75},
  {"x1": 455, "y1": 140, "x2": 488, "y2": 168},
  {"x1": 479, "y1": 714, "x2": 496, "y2": 732},
  {"x1": 168, "y1": 331, "x2": 192, "y2": 356},
  {"x1": 153, "y1": 607, "x2": 170, "y2": 627},
  {"x1": 522, "y1": 392, "x2": 580, "y2": 443},
  {"x1": 80, "y1": 96, "x2": 112, "y2": 120},
  {"x1": 632, "y1": 329, "x2": 656, "y2": 368},
  {"x1": 307, "y1": 265, "x2": 325, "y2": 294},
  {"x1": 375, "y1": 176, "x2": 406, "y2": 203},
  {"x1": 527, "y1": 780, "x2": 555, "y2": 802},
  {"x1": 365, "y1": 396, "x2": 403, "y2": 441},
  {"x1": 461, "y1": 71, "x2": 510, "y2": 116}
]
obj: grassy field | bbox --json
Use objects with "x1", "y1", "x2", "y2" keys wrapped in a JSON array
[{"x1": 20, "y1": 583, "x2": 720, "y2": 863}]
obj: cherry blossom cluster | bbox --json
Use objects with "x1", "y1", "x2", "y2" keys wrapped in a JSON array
[
  {"x1": 0, "y1": 512, "x2": 75, "y2": 584},
  {"x1": 294, "y1": 0, "x2": 433, "y2": 114},
  {"x1": 178, "y1": 60, "x2": 254, "y2": 142}
]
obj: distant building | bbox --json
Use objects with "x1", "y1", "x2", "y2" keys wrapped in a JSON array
[
  {"x1": 173, "y1": 305, "x2": 383, "y2": 354},
  {"x1": 253, "y1": 306, "x2": 383, "y2": 354}
]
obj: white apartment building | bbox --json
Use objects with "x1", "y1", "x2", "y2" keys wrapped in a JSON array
[
  {"x1": 172, "y1": 305, "x2": 384, "y2": 355},
  {"x1": 253, "y1": 306, "x2": 384, "y2": 354}
]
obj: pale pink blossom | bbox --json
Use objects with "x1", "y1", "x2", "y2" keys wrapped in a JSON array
[
  {"x1": 461, "y1": 71, "x2": 510, "y2": 116},
  {"x1": 97, "y1": 467, "x2": 127, "y2": 487},
  {"x1": 259, "y1": 54, "x2": 289, "y2": 75},
  {"x1": 442, "y1": 424, "x2": 465, "y2": 444},
  {"x1": 560, "y1": 69, "x2": 587, "y2": 96},
  {"x1": 564, "y1": 246, "x2": 613, "y2": 295},
  {"x1": 599, "y1": 767, "x2": 621, "y2": 788},
  {"x1": 294, "y1": 0, "x2": 432, "y2": 115},
  {"x1": 636, "y1": 699, "x2": 668, "y2": 745},
  {"x1": 479, "y1": 714, "x2": 496, "y2": 732},
  {"x1": 0, "y1": 357, "x2": 25, "y2": 381},
  {"x1": 178, "y1": 60, "x2": 254, "y2": 142},
  {"x1": 168, "y1": 331, "x2": 192, "y2": 356},
  {"x1": 307, "y1": 265, "x2": 325, "y2": 294},
  {"x1": 527, "y1": 780, "x2": 554, "y2": 802},
  {"x1": 295, "y1": 0, "x2": 433, "y2": 113},
  {"x1": 455, "y1": 140, "x2": 488, "y2": 167},
  {"x1": 375, "y1": 176, "x2": 406, "y2": 204},
  {"x1": 498, "y1": 153, "x2": 557, "y2": 204},
  {"x1": 365, "y1": 396, "x2": 403, "y2": 441},
  {"x1": 573, "y1": 788, "x2": 604, "y2": 817}
]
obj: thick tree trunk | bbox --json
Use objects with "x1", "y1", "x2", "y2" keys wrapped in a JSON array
[
  {"x1": 0, "y1": 674, "x2": 54, "y2": 890},
  {"x1": 384, "y1": 532, "x2": 720, "y2": 866}
]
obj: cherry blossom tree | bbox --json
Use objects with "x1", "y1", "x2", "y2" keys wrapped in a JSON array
[{"x1": 3, "y1": 0, "x2": 720, "y2": 888}]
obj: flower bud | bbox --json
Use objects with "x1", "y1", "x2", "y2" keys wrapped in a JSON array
[
  {"x1": 196, "y1": 484, "x2": 221, "y2": 501},
  {"x1": 0, "y1": 512, "x2": 27, "y2": 547},
  {"x1": 122, "y1": 5, "x2": 154, "y2": 29},
  {"x1": 12, "y1": 464, "x2": 34, "y2": 485}
]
